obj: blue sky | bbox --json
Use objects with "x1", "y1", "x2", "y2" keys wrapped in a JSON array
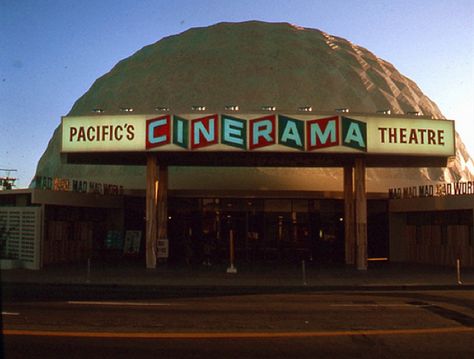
[{"x1": 1, "y1": 0, "x2": 473, "y2": 187}]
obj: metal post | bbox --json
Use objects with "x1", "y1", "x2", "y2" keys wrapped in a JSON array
[
  {"x1": 227, "y1": 229, "x2": 237, "y2": 273},
  {"x1": 456, "y1": 258, "x2": 462, "y2": 285},
  {"x1": 86, "y1": 257, "x2": 91, "y2": 283},
  {"x1": 302, "y1": 260, "x2": 307, "y2": 286}
]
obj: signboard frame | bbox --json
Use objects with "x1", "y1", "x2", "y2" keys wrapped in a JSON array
[{"x1": 61, "y1": 113, "x2": 456, "y2": 158}]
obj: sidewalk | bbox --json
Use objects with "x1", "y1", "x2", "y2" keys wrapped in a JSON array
[{"x1": 2, "y1": 260, "x2": 474, "y2": 290}]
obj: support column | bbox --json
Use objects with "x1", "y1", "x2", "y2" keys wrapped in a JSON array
[
  {"x1": 344, "y1": 165, "x2": 355, "y2": 265},
  {"x1": 354, "y1": 157, "x2": 367, "y2": 270},
  {"x1": 145, "y1": 154, "x2": 158, "y2": 269}
]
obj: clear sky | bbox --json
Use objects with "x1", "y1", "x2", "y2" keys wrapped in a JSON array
[{"x1": 1, "y1": 0, "x2": 473, "y2": 187}]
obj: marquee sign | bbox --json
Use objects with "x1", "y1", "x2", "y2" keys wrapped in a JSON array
[{"x1": 61, "y1": 114, "x2": 455, "y2": 156}]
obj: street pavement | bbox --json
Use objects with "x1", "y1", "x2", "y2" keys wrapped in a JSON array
[
  {"x1": 2, "y1": 290, "x2": 474, "y2": 358},
  {"x1": 2, "y1": 261, "x2": 473, "y2": 358}
]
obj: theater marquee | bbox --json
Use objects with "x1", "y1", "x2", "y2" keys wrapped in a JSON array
[{"x1": 61, "y1": 114, "x2": 455, "y2": 156}]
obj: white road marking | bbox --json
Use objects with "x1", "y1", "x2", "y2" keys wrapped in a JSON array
[
  {"x1": 2, "y1": 312, "x2": 20, "y2": 316},
  {"x1": 67, "y1": 301, "x2": 176, "y2": 307}
]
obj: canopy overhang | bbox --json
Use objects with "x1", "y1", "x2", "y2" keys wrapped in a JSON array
[{"x1": 64, "y1": 151, "x2": 451, "y2": 168}]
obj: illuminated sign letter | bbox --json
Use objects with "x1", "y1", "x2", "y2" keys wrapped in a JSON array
[
  {"x1": 173, "y1": 116, "x2": 189, "y2": 149},
  {"x1": 191, "y1": 114, "x2": 219, "y2": 149},
  {"x1": 307, "y1": 116, "x2": 339, "y2": 150},
  {"x1": 249, "y1": 115, "x2": 276, "y2": 150},
  {"x1": 221, "y1": 115, "x2": 246, "y2": 149},
  {"x1": 278, "y1": 115, "x2": 304, "y2": 150},
  {"x1": 146, "y1": 115, "x2": 171, "y2": 149},
  {"x1": 342, "y1": 117, "x2": 367, "y2": 152}
]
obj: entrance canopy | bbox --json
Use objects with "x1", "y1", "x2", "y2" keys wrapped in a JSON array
[{"x1": 61, "y1": 112, "x2": 455, "y2": 167}]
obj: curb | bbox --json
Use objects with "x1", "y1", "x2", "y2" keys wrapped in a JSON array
[{"x1": 2, "y1": 282, "x2": 473, "y2": 301}]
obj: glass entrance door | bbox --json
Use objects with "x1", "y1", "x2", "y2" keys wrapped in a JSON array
[
  {"x1": 168, "y1": 197, "x2": 345, "y2": 266},
  {"x1": 309, "y1": 200, "x2": 344, "y2": 264}
]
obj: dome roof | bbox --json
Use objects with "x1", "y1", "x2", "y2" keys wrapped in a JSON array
[
  {"x1": 69, "y1": 21, "x2": 442, "y2": 117},
  {"x1": 35, "y1": 21, "x2": 473, "y2": 189}
]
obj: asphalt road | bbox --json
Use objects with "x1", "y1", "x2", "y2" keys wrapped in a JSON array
[{"x1": 2, "y1": 290, "x2": 474, "y2": 358}]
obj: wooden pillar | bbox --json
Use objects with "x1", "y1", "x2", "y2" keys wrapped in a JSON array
[
  {"x1": 157, "y1": 165, "x2": 168, "y2": 242},
  {"x1": 145, "y1": 154, "x2": 158, "y2": 269},
  {"x1": 344, "y1": 165, "x2": 355, "y2": 265},
  {"x1": 354, "y1": 158, "x2": 367, "y2": 270}
]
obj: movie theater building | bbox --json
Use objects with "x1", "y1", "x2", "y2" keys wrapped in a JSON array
[
  {"x1": 1, "y1": 22, "x2": 473, "y2": 270},
  {"x1": 2, "y1": 111, "x2": 473, "y2": 270}
]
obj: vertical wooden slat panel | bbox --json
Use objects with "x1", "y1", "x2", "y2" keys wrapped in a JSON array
[
  {"x1": 407, "y1": 225, "x2": 416, "y2": 262},
  {"x1": 432, "y1": 225, "x2": 441, "y2": 264}
]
